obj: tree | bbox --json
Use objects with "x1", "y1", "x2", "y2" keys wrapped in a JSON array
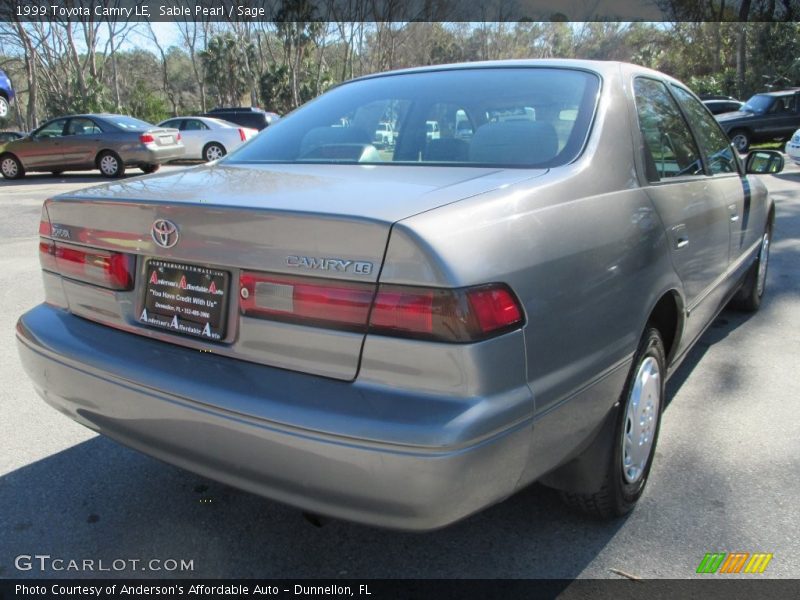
[{"x1": 200, "y1": 33, "x2": 258, "y2": 107}]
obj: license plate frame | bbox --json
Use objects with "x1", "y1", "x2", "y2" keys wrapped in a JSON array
[{"x1": 140, "y1": 259, "x2": 230, "y2": 341}]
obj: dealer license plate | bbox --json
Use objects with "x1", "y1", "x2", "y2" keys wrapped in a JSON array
[{"x1": 140, "y1": 260, "x2": 230, "y2": 341}]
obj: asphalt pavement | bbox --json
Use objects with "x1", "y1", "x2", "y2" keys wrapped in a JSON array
[{"x1": 1, "y1": 162, "x2": 798, "y2": 579}]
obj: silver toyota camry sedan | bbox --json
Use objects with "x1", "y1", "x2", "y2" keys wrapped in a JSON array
[
  {"x1": 0, "y1": 114, "x2": 184, "y2": 179},
  {"x1": 17, "y1": 60, "x2": 782, "y2": 530}
]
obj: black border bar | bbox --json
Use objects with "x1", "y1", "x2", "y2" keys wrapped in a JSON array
[
  {"x1": 2, "y1": 0, "x2": 798, "y2": 22},
  {"x1": 3, "y1": 579, "x2": 800, "y2": 600}
]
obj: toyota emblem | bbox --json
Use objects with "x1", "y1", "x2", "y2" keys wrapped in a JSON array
[{"x1": 151, "y1": 219, "x2": 179, "y2": 249}]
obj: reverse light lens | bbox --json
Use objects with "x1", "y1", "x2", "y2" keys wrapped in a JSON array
[
  {"x1": 240, "y1": 273, "x2": 374, "y2": 331},
  {"x1": 39, "y1": 239, "x2": 134, "y2": 290},
  {"x1": 240, "y1": 270, "x2": 524, "y2": 343}
]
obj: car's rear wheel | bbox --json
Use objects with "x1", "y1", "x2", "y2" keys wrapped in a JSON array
[
  {"x1": 731, "y1": 221, "x2": 772, "y2": 312},
  {"x1": 730, "y1": 129, "x2": 750, "y2": 153},
  {"x1": 203, "y1": 142, "x2": 226, "y2": 162},
  {"x1": 97, "y1": 151, "x2": 125, "y2": 178},
  {"x1": 0, "y1": 154, "x2": 24, "y2": 179},
  {"x1": 140, "y1": 164, "x2": 160, "y2": 174},
  {"x1": 560, "y1": 327, "x2": 665, "y2": 518},
  {"x1": 0, "y1": 96, "x2": 9, "y2": 119}
]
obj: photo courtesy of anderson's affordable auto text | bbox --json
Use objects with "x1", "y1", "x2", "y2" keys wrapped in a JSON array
[{"x1": 2, "y1": 1, "x2": 800, "y2": 598}]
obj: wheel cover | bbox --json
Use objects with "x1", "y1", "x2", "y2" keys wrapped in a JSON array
[
  {"x1": 757, "y1": 231, "x2": 770, "y2": 297},
  {"x1": 206, "y1": 145, "x2": 224, "y2": 161},
  {"x1": 621, "y1": 356, "x2": 661, "y2": 484},
  {"x1": 1, "y1": 157, "x2": 17, "y2": 177},
  {"x1": 100, "y1": 155, "x2": 118, "y2": 174},
  {"x1": 732, "y1": 133, "x2": 748, "y2": 152},
  {"x1": 0, "y1": 98, "x2": 8, "y2": 118}
]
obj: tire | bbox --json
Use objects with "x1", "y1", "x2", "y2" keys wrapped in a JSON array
[
  {"x1": 0, "y1": 96, "x2": 9, "y2": 119},
  {"x1": 731, "y1": 221, "x2": 772, "y2": 312},
  {"x1": 560, "y1": 327, "x2": 666, "y2": 519},
  {"x1": 0, "y1": 154, "x2": 24, "y2": 179},
  {"x1": 140, "y1": 164, "x2": 160, "y2": 174},
  {"x1": 203, "y1": 143, "x2": 226, "y2": 162},
  {"x1": 729, "y1": 129, "x2": 750, "y2": 153},
  {"x1": 97, "y1": 151, "x2": 125, "y2": 178}
]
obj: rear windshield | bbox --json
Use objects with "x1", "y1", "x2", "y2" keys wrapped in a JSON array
[
  {"x1": 105, "y1": 116, "x2": 154, "y2": 131},
  {"x1": 228, "y1": 68, "x2": 600, "y2": 168}
]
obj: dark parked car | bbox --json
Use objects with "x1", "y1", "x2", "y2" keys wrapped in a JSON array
[
  {"x1": 18, "y1": 60, "x2": 782, "y2": 530},
  {"x1": 202, "y1": 107, "x2": 279, "y2": 131},
  {"x1": 0, "y1": 113, "x2": 184, "y2": 179},
  {"x1": 0, "y1": 131, "x2": 24, "y2": 143},
  {"x1": 0, "y1": 69, "x2": 14, "y2": 120},
  {"x1": 716, "y1": 89, "x2": 800, "y2": 152},
  {"x1": 702, "y1": 99, "x2": 744, "y2": 115}
]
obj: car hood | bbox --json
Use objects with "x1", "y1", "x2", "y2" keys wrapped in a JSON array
[
  {"x1": 716, "y1": 110, "x2": 757, "y2": 123},
  {"x1": 58, "y1": 162, "x2": 548, "y2": 223}
]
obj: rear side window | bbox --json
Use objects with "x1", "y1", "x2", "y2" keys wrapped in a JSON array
[
  {"x1": 183, "y1": 119, "x2": 209, "y2": 131},
  {"x1": 634, "y1": 78, "x2": 704, "y2": 182},
  {"x1": 671, "y1": 86, "x2": 738, "y2": 175},
  {"x1": 229, "y1": 68, "x2": 600, "y2": 168}
]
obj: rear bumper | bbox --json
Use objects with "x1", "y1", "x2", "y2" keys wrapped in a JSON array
[
  {"x1": 16, "y1": 304, "x2": 534, "y2": 530},
  {"x1": 124, "y1": 145, "x2": 185, "y2": 165}
]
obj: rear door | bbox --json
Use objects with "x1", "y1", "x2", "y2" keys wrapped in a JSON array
[
  {"x1": 61, "y1": 117, "x2": 105, "y2": 167},
  {"x1": 633, "y1": 77, "x2": 731, "y2": 343},
  {"x1": 180, "y1": 118, "x2": 209, "y2": 158}
]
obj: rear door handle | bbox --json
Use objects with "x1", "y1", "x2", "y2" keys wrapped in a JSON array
[{"x1": 671, "y1": 224, "x2": 689, "y2": 249}]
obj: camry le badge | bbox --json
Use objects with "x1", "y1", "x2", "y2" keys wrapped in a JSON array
[{"x1": 151, "y1": 219, "x2": 179, "y2": 249}]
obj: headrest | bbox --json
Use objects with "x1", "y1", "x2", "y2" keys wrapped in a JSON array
[{"x1": 469, "y1": 121, "x2": 559, "y2": 165}]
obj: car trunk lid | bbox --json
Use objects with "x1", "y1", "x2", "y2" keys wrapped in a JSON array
[{"x1": 42, "y1": 163, "x2": 545, "y2": 379}]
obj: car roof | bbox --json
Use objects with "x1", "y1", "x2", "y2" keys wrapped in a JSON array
[
  {"x1": 348, "y1": 58, "x2": 662, "y2": 82},
  {"x1": 753, "y1": 90, "x2": 799, "y2": 97}
]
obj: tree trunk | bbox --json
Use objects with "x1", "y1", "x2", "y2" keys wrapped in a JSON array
[
  {"x1": 108, "y1": 23, "x2": 121, "y2": 111},
  {"x1": 15, "y1": 22, "x2": 39, "y2": 129},
  {"x1": 65, "y1": 22, "x2": 88, "y2": 99},
  {"x1": 736, "y1": 1, "x2": 752, "y2": 97}
]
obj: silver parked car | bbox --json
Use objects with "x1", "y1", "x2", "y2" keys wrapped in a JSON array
[
  {"x1": 157, "y1": 116, "x2": 258, "y2": 162},
  {"x1": 17, "y1": 60, "x2": 782, "y2": 530},
  {"x1": 0, "y1": 114, "x2": 184, "y2": 179}
]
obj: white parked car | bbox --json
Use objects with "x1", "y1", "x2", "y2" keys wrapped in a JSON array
[
  {"x1": 786, "y1": 129, "x2": 800, "y2": 165},
  {"x1": 373, "y1": 122, "x2": 395, "y2": 147},
  {"x1": 157, "y1": 116, "x2": 258, "y2": 162}
]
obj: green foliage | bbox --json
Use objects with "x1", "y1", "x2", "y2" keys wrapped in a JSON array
[
  {"x1": 200, "y1": 34, "x2": 258, "y2": 107},
  {"x1": 7, "y1": 20, "x2": 800, "y2": 128},
  {"x1": 125, "y1": 80, "x2": 169, "y2": 124}
]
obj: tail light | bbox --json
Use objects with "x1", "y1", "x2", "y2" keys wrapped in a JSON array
[
  {"x1": 139, "y1": 133, "x2": 155, "y2": 144},
  {"x1": 240, "y1": 271, "x2": 523, "y2": 342},
  {"x1": 240, "y1": 273, "x2": 373, "y2": 332},
  {"x1": 239, "y1": 128, "x2": 247, "y2": 141},
  {"x1": 176, "y1": 132, "x2": 182, "y2": 142},
  {"x1": 369, "y1": 284, "x2": 523, "y2": 341},
  {"x1": 39, "y1": 238, "x2": 134, "y2": 290}
]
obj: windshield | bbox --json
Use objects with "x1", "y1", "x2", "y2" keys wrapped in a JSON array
[
  {"x1": 742, "y1": 95, "x2": 774, "y2": 114},
  {"x1": 228, "y1": 67, "x2": 600, "y2": 168}
]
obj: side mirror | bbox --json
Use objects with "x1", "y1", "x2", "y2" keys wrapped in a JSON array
[{"x1": 745, "y1": 150, "x2": 784, "y2": 174}]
